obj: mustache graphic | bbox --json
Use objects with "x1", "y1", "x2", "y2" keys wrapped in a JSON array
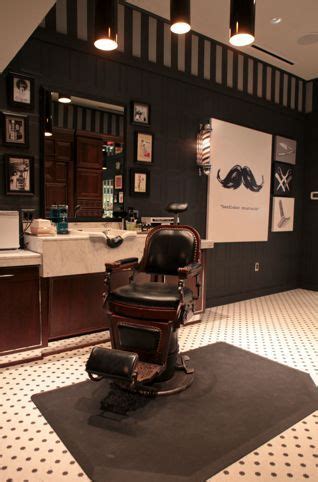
[{"x1": 217, "y1": 165, "x2": 264, "y2": 192}]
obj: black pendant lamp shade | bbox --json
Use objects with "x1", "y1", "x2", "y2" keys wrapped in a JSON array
[
  {"x1": 229, "y1": 0, "x2": 255, "y2": 47},
  {"x1": 94, "y1": 0, "x2": 118, "y2": 51},
  {"x1": 170, "y1": 0, "x2": 191, "y2": 34},
  {"x1": 44, "y1": 90, "x2": 53, "y2": 137}
]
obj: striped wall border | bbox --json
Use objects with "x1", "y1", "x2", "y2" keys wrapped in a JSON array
[
  {"x1": 52, "y1": 101, "x2": 124, "y2": 137},
  {"x1": 41, "y1": 0, "x2": 313, "y2": 114}
]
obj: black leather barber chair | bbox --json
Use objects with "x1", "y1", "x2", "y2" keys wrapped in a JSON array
[{"x1": 86, "y1": 204, "x2": 201, "y2": 396}]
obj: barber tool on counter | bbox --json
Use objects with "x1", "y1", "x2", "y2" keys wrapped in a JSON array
[
  {"x1": 125, "y1": 207, "x2": 140, "y2": 231},
  {"x1": 49, "y1": 204, "x2": 69, "y2": 234}
]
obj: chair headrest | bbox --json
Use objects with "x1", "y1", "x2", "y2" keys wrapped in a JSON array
[{"x1": 165, "y1": 203, "x2": 188, "y2": 214}]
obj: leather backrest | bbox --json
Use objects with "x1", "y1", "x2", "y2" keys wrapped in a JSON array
[{"x1": 141, "y1": 226, "x2": 200, "y2": 275}]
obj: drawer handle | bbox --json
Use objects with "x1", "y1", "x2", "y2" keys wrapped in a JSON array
[{"x1": 0, "y1": 274, "x2": 15, "y2": 278}]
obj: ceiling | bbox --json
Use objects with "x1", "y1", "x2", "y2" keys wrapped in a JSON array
[
  {"x1": 0, "y1": 0, "x2": 55, "y2": 73},
  {"x1": 128, "y1": 0, "x2": 318, "y2": 80}
]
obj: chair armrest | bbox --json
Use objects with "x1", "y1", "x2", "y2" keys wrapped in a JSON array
[
  {"x1": 178, "y1": 262, "x2": 202, "y2": 279},
  {"x1": 105, "y1": 257, "x2": 139, "y2": 273}
]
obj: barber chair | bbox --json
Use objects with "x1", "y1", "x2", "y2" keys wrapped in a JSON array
[{"x1": 86, "y1": 204, "x2": 202, "y2": 396}]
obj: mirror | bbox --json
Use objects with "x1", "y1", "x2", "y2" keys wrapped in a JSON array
[{"x1": 43, "y1": 93, "x2": 125, "y2": 220}]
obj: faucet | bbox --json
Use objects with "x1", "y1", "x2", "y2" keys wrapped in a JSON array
[{"x1": 74, "y1": 205, "x2": 81, "y2": 221}]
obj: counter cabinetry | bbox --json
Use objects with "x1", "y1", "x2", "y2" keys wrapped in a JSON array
[{"x1": 0, "y1": 266, "x2": 41, "y2": 354}]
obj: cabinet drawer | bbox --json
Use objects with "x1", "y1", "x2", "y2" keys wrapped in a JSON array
[{"x1": 0, "y1": 266, "x2": 39, "y2": 282}]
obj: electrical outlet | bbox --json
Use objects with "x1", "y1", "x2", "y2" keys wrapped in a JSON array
[
  {"x1": 21, "y1": 209, "x2": 35, "y2": 222},
  {"x1": 255, "y1": 262, "x2": 260, "y2": 272}
]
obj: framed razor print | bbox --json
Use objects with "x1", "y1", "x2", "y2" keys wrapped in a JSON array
[
  {"x1": 5, "y1": 154, "x2": 34, "y2": 195},
  {"x1": 274, "y1": 136, "x2": 297, "y2": 165},
  {"x1": 272, "y1": 197, "x2": 295, "y2": 232},
  {"x1": 2, "y1": 112, "x2": 29, "y2": 147},
  {"x1": 135, "y1": 132, "x2": 153, "y2": 163},
  {"x1": 7, "y1": 72, "x2": 34, "y2": 111}
]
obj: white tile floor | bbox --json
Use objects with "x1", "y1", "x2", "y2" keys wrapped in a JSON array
[{"x1": 0, "y1": 288, "x2": 317, "y2": 482}]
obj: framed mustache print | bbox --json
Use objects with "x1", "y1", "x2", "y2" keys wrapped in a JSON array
[
  {"x1": 207, "y1": 119, "x2": 272, "y2": 243},
  {"x1": 272, "y1": 162, "x2": 295, "y2": 197}
]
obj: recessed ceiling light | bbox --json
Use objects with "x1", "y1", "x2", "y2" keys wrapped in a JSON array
[{"x1": 271, "y1": 17, "x2": 282, "y2": 25}]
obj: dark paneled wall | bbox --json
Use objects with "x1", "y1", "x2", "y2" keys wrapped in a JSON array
[
  {"x1": 0, "y1": 29, "x2": 305, "y2": 306},
  {"x1": 301, "y1": 111, "x2": 318, "y2": 290}
]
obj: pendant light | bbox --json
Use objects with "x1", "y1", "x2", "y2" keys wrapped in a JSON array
[
  {"x1": 44, "y1": 90, "x2": 53, "y2": 137},
  {"x1": 58, "y1": 93, "x2": 71, "y2": 104},
  {"x1": 229, "y1": 0, "x2": 256, "y2": 47},
  {"x1": 170, "y1": 0, "x2": 191, "y2": 35},
  {"x1": 94, "y1": 0, "x2": 118, "y2": 51}
]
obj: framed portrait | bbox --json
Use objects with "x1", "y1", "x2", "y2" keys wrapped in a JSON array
[
  {"x1": 273, "y1": 136, "x2": 297, "y2": 165},
  {"x1": 118, "y1": 191, "x2": 124, "y2": 203},
  {"x1": 130, "y1": 168, "x2": 150, "y2": 197},
  {"x1": 7, "y1": 72, "x2": 34, "y2": 110},
  {"x1": 135, "y1": 132, "x2": 153, "y2": 163},
  {"x1": 114, "y1": 175, "x2": 123, "y2": 190},
  {"x1": 131, "y1": 101, "x2": 150, "y2": 126},
  {"x1": 5, "y1": 155, "x2": 34, "y2": 195},
  {"x1": 2, "y1": 113, "x2": 29, "y2": 147},
  {"x1": 272, "y1": 162, "x2": 295, "y2": 197}
]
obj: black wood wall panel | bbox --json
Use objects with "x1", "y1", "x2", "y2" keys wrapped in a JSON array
[{"x1": 301, "y1": 111, "x2": 318, "y2": 290}]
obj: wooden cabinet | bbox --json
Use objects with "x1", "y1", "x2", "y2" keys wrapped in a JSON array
[
  {"x1": 75, "y1": 132, "x2": 104, "y2": 218},
  {"x1": 0, "y1": 267, "x2": 41, "y2": 353},
  {"x1": 44, "y1": 128, "x2": 74, "y2": 217},
  {"x1": 47, "y1": 273, "x2": 107, "y2": 340}
]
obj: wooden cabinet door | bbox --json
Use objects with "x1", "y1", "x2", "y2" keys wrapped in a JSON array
[
  {"x1": 76, "y1": 135, "x2": 103, "y2": 169},
  {"x1": 44, "y1": 129, "x2": 74, "y2": 217},
  {"x1": 0, "y1": 267, "x2": 41, "y2": 353},
  {"x1": 48, "y1": 273, "x2": 107, "y2": 340}
]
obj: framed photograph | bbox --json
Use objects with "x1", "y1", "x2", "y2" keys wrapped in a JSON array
[
  {"x1": 2, "y1": 112, "x2": 29, "y2": 147},
  {"x1": 130, "y1": 168, "x2": 150, "y2": 197},
  {"x1": 135, "y1": 132, "x2": 153, "y2": 163},
  {"x1": 7, "y1": 72, "x2": 34, "y2": 110},
  {"x1": 272, "y1": 162, "x2": 295, "y2": 197},
  {"x1": 271, "y1": 197, "x2": 295, "y2": 232},
  {"x1": 118, "y1": 191, "x2": 124, "y2": 203},
  {"x1": 5, "y1": 155, "x2": 34, "y2": 195},
  {"x1": 114, "y1": 175, "x2": 123, "y2": 190},
  {"x1": 274, "y1": 136, "x2": 297, "y2": 165},
  {"x1": 131, "y1": 101, "x2": 150, "y2": 126}
]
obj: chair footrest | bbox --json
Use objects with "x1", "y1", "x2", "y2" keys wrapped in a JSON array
[{"x1": 136, "y1": 361, "x2": 162, "y2": 383}]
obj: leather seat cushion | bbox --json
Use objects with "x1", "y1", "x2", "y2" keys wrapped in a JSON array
[{"x1": 109, "y1": 282, "x2": 193, "y2": 308}]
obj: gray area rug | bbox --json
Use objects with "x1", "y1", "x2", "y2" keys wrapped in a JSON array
[{"x1": 32, "y1": 342, "x2": 318, "y2": 482}]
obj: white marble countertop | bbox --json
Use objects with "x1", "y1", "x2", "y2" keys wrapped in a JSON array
[
  {"x1": 0, "y1": 249, "x2": 42, "y2": 268},
  {"x1": 24, "y1": 225, "x2": 214, "y2": 278}
]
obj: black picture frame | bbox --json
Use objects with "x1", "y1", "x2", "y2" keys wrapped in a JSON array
[
  {"x1": 131, "y1": 101, "x2": 151, "y2": 126},
  {"x1": 272, "y1": 161, "x2": 295, "y2": 197},
  {"x1": 130, "y1": 168, "x2": 150, "y2": 197},
  {"x1": 5, "y1": 154, "x2": 34, "y2": 196},
  {"x1": 7, "y1": 72, "x2": 34, "y2": 111},
  {"x1": 135, "y1": 131, "x2": 154, "y2": 164},
  {"x1": 2, "y1": 112, "x2": 29, "y2": 147}
]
